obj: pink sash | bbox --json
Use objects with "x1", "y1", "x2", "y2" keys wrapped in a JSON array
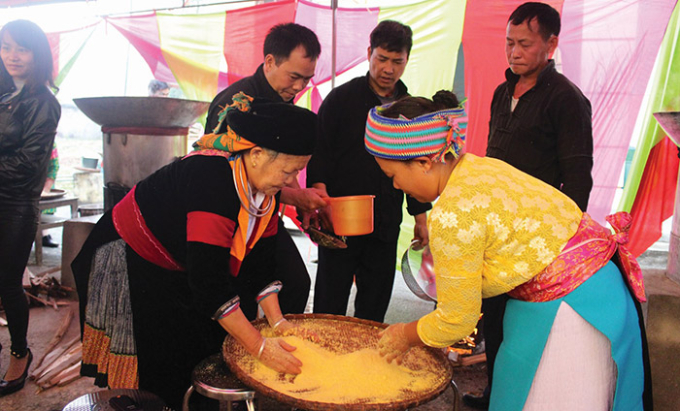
[{"x1": 508, "y1": 212, "x2": 646, "y2": 303}]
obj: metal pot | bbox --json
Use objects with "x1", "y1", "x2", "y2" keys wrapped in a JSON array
[
  {"x1": 73, "y1": 96, "x2": 209, "y2": 211},
  {"x1": 103, "y1": 131, "x2": 186, "y2": 189}
]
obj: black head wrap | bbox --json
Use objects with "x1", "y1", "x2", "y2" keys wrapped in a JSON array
[{"x1": 226, "y1": 93, "x2": 317, "y2": 156}]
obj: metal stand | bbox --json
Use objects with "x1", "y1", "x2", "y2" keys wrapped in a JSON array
[
  {"x1": 404, "y1": 380, "x2": 461, "y2": 411},
  {"x1": 182, "y1": 353, "x2": 259, "y2": 411},
  {"x1": 450, "y1": 379, "x2": 462, "y2": 411}
]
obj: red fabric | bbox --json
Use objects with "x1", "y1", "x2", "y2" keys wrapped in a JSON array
[
  {"x1": 46, "y1": 32, "x2": 59, "y2": 82},
  {"x1": 627, "y1": 136, "x2": 679, "y2": 257},
  {"x1": 295, "y1": 0, "x2": 379, "y2": 85},
  {"x1": 106, "y1": 12, "x2": 177, "y2": 83},
  {"x1": 187, "y1": 211, "x2": 236, "y2": 248},
  {"x1": 560, "y1": 1, "x2": 677, "y2": 223},
  {"x1": 98, "y1": 0, "x2": 676, "y2": 232},
  {"x1": 221, "y1": 0, "x2": 296, "y2": 88},
  {"x1": 112, "y1": 186, "x2": 185, "y2": 272},
  {"x1": 229, "y1": 257, "x2": 242, "y2": 278},
  {"x1": 282, "y1": 205, "x2": 303, "y2": 232},
  {"x1": 262, "y1": 211, "x2": 279, "y2": 238},
  {"x1": 461, "y1": 0, "x2": 564, "y2": 156},
  {"x1": 309, "y1": 86, "x2": 324, "y2": 113}
]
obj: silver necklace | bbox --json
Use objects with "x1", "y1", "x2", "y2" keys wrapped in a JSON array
[{"x1": 232, "y1": 154, "x2": 273, "y2": 217}]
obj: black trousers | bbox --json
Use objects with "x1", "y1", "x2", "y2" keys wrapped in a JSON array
[
  {"x1": 273, "y1": 220, "x2": 311, "y2": 315},
  {"x1": 480, "y1": 294, "x2": 509, "y2": 392},
  {"x1": 313, "y1": 235, "x2": 398, "y2": 323},
  {"x1": 0, "y1": 203, "x2": 38, "y2": 355}
]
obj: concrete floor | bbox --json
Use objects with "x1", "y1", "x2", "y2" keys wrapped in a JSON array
[{"x1": 0, "y1": 214, "x2": 676, "y2": 410}]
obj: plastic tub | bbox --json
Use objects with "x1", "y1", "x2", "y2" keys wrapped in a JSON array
[
  {"x1": 82, "y1": 157, "x2": 99, "y2": 169},
  {"x1": 326, "y1": 195, "x2": 375, "y2": 236}
]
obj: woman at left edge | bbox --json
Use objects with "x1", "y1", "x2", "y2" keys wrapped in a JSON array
[{"x1": 0, "y1": 19, "x2": 61, "y2": 397}]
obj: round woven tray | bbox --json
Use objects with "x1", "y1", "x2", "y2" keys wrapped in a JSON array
[{"x1": 222, "y1": 314, "x2": 453, "y2": 411}]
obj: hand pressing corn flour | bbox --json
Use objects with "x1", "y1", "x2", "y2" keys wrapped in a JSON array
[
  {"x1": 239, "y1": 335, "x2": 442, "y2": 404},
  {"x1": 224, "y1": 317, "x2": 452, "y2": 409}
]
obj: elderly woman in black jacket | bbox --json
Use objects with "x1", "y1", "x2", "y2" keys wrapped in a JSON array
[
  {"x1": 0, "y1": 19, "x2": 61, "y2": 397},
  {"x1": 72, "y1": 93, "x2": 317, "y2": 409}
]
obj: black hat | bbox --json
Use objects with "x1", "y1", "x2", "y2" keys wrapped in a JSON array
[{"x1": 227, "y1": 97, "x2": 317, "y2": 156}]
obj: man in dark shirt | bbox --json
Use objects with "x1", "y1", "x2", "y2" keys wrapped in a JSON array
[
  {"x1": 206, "y1": 23, "x2": 326, "y2": 316},
  {"x1": 306, "y1": 20, "x2": 431, "y2": 323},
  {"x1": 463, "y1": 3, "x2": 594, "y2": 409}
]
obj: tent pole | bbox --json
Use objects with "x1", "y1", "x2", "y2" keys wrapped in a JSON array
[
  {"x1": 331, "y1": 0, "x2": 338, "y2": 88},
  {"x1": 668, "y1": 153, "x2": 680, "y2": 284},
  {"x1": 653, "y1": 113, "x2": 680, "y2": 285}
]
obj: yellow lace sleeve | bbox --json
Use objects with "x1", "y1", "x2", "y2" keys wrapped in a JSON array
[
  {"x1": 416, "y1": 192, "x2": 486, "y2": 347},
  {"x1": 416, "y1": 155, "x2": 581, "y2": 347}
]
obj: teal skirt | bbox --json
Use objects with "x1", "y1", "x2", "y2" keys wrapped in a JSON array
[{"x1": 491, "y1": 261, "x2": 644, "y2": 410}]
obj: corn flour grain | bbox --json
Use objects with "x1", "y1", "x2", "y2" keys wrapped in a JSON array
[{"x1": 244, "y1": 336, "x2": 441, "y2": 404}]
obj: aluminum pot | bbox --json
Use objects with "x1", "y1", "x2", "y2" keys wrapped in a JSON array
[
  {"x1": 73, "y1": 96, "x2": 209, "y2": 211},
  {"x1": 103, "y1": 131, "x2": 187, "y2": 189},
  {"x1": 73, "y1": 96, "x2": 209, "y2": 128}
]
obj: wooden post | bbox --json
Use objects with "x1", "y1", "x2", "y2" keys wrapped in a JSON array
[
  {"x1": 668, "y1": 168, "x2": 680, "y2": 284},
  {"x1": 651, "y1": 112, "x2": 680, "y2": 284}
]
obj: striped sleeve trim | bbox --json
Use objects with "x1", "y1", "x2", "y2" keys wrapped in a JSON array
[
  {"x1": 256, "y1": 281, "x2": 283, "y2": 304},
  {"x1": 211, "y1": 296, "x2": 241, "y2": 320}
]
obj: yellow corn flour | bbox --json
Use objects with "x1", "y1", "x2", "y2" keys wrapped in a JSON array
[{"x1": 245, "y1": 336, "x2": 441, "y2": 404}]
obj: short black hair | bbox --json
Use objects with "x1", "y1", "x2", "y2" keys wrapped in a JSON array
[
  {"x1": 148, "y1": 79, "x2": 169, "y2": 96},
  {"x1": 0, "y1": 19, "x2": 56, "y2": 93},
  {"x1": 381, "y1": 90, "x2": 460, "y2": 119},
  {"x1": 370, "y1": 20, "x2": 413, "y2": 56},
  {"x1": 263, "y1": 23, "x2": 321, "y2": 65},
  {"x1": 508, "y1": 2, "x2": 561, "y2": 40}
]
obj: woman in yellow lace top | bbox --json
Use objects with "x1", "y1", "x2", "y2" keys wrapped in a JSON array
[
  {"x1": 365, "y1": 91, "x2": 649, "y2": 410},
  {"x1": 417, "y1": 152, "x2": 581, "y2": 346}
]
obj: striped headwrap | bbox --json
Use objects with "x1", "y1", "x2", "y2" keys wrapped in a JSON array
[{"x1": 365, "y1": 104, "x2": 468, "y2": 163}]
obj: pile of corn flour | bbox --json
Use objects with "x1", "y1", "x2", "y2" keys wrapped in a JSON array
[{"x1": 245, "y1": 335, "x2": 441, "y2": 404}]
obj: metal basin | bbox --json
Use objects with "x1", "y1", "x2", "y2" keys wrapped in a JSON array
[
  {"x1": 73, "y1": 96, "x2": 209, "y2": 128},
  {"x1": 653, "y1": 111, "x2": 680, "y2": 146}
]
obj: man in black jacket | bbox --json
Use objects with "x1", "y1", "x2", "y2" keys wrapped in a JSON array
[
  {"x1": 306, "y1": 20, "x2": 430, "y2": 323},
  {"x1": 206, "y1": 23, "x2": 326, "y2": 316},
  {"x1": 464, "y1": 3, "x2": 593, "y2": 409}
]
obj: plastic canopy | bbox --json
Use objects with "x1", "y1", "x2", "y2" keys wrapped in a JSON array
[{"x1": 5, "y1": 0, "x2": 679, "y2": 255}]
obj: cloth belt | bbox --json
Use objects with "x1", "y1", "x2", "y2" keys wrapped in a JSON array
[
  {"x1": 509, "y1": 212, "x2": 645, "y2": 303},
  {"x1": 112, "y1": 186, "x2": 185, "y2": 272}
]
